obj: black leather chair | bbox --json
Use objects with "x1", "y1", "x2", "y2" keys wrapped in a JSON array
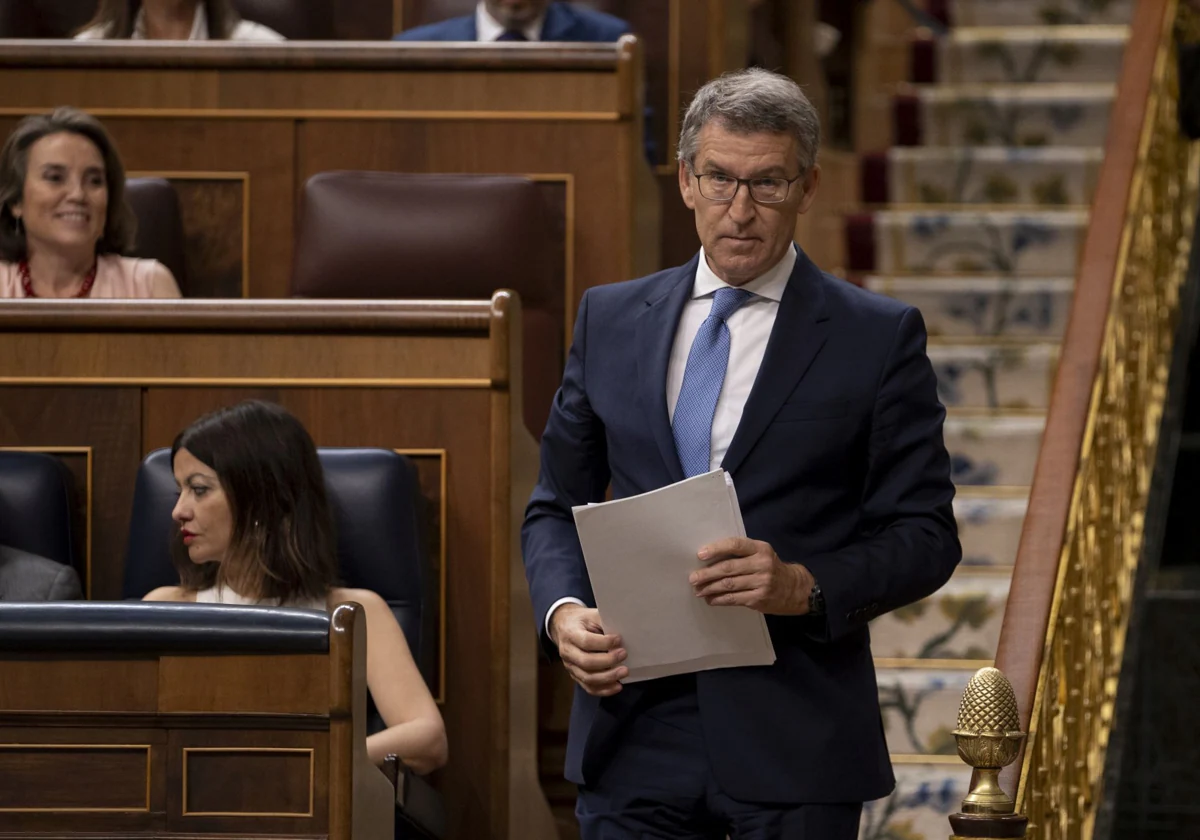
[
  {"x1": 233, "y1": 0, "x2": 335, "y2": 39},
  {"x1": 122, "y1": 447, "x2": 435, "y2": 687},
  {"x1": 0, "y1": 451, "x2": 79, "y2": 575},
  {"x1": 125, "y1": 177, "x2": 189, "y2": 294}
]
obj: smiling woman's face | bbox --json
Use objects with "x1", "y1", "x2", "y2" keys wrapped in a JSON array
[
  {"x1": 13, "y1": 132, "x2": 108, "y2": 260},
  {"x1": 171, "y1": 447, "x2": 234, "y2": 565},
  {"x1": 678, "y1": 121, "x2": 821, "y2": 286}
]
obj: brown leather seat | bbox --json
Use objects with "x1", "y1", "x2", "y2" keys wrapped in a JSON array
[
  {"x1": 232, "y1": 0, "x2": 334, "y2": 39},
  {"x1": 125, "y1": 177, "x2": 189, "y2": 295},
  {"x1": 291, "y1": 171, "x2": 561, "y2": 440}
]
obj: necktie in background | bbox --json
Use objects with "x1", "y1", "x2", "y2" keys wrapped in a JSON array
[
  {"x1": 496, "y1": 30, "x2": 528, "y2": 41},
  {"x1": 672, "y1": 287, "x2": 754, "y2": 478}
]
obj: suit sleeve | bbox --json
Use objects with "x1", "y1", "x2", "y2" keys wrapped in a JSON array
[
  {"x1": 47, "y1": 565, "x2": 83, "y2": 601},
  {"x1": 803, "y1": 306, "x2": 961, "y2": 642},
  {"x1": 521, "y1": 290, "x2": 611, "y2": 656}
]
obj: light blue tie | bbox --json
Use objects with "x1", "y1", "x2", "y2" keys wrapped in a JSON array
[{"x1": 672, "y1": 287, "x2": 754, "y2": 477}]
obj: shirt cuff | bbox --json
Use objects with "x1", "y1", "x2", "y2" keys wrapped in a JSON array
[{"x1": 545, "y1": 597, "x2": 587, "y2": 640}]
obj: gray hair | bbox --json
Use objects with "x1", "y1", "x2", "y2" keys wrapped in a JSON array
[{"x1": 677, "y1": 68, "x2": 821, "y2": 174}]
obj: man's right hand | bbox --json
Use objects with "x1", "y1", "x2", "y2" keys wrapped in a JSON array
[{"x1": 550, "y1": 604, "x2": 628, "y2": 696}]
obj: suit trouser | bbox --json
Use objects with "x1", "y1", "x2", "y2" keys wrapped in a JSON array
[{"x1": 575, "y1": 675, "x2": 862, "y2": 840}]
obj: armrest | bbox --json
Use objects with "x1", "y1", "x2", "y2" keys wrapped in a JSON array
[{"x1": 382, "y1": 755, "x2": 446, "y2": 840}]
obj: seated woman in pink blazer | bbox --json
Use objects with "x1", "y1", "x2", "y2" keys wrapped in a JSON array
[{"x1": 0, "y1": 107, "x2": 180, "y2": 299}]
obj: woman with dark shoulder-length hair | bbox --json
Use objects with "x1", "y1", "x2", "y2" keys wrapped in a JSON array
[
  {"x1": 144, "y1": 400, "x2": 448, "y2": 774},
  {"x1": 76, "y1": 0, "x2": 284, "y2": 41},
  {"x1": 0, "y1": 107, "x2": 180, "y2": 299}
]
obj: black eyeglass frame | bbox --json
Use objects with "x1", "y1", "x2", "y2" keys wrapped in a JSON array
[{"x1": 687, "y1": 166, "x2": 807, "y2": 205}]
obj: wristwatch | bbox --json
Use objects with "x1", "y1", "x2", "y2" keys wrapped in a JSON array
[{"x1": 808, "y1": 580, "x2": 826, "y2": 616}]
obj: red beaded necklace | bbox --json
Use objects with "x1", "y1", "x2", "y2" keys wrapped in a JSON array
[{"x1": 18, "y1": 260, "x2": 98, "y2": 299}]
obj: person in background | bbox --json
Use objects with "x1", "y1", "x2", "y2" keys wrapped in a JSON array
[
  {"x1": 144, "y1": 400, "x2": 448, "y2": 775},
  {"x1": 0, "y1": 107, "x2": 180, "y2": 299},
  {"x1": 75, "y1": 0, "x2": 284, "y2": 41},
  {"x1": 0, "y1": 545, "x2": 82, "y2": 601},
  {"x1": 394, "y1": 0, "x2": 627, "y2": 43}
]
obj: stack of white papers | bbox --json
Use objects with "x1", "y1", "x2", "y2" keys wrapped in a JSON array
[{"x1": 571, "y1": 469, "x2": 776, "y2": 682}]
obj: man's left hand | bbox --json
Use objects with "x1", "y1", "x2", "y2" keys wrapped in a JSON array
[{"x1": 688, "y1": 537, "x2": 814, "y2": 615}]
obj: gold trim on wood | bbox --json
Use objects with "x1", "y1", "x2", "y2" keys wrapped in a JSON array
[
  {"x1": 394, "y1": 448, "x2": 449, "y2": 706},
  {"x1": 0, "y1": 377, "x2": 492, "y2": 388},
  {"x1": 181, "y1": 746, "x2": 315, "y2": 818},
  {"x1": 0, "y1": 446, "x2": 93, "y2": 599},
  {"x1": 0, "y1": 743, "x2": 150, "y2": 813},
  {"x1": 127, "y1": 170, "x2": 253, "y2": 298},
  {"x1": 874, "y1": 658, "x2": 995, "y2": 671}
]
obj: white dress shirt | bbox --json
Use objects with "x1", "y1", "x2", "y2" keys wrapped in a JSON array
[
  {"x1": 76, "y1": 4, "x2": 285, "y2": 41},
  {"x1": 475, "y1": 1, "x2": 546, "y2": 41},
  {"x1": 545, "y1": 245, "x2": 798, "y2": 637}
]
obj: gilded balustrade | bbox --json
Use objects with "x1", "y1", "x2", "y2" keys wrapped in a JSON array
[{"x1": 1014, "y1": 4, "x2": 1200, "y2": 837}]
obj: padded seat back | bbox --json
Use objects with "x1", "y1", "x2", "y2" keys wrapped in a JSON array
[
  {"x1": 122, "y1": 447, "x2": 435, "y2": 688},
  {"x1": 232, "y1": 0, "x2": 335, "y2": 39},
  {"x1": 125, "y1": 177, "x2": 189, "y2": 293},
  {"x1": 0, "y1": 451, "x2": 78, "y2": 574},
  {"x1": 290, "y1": 170, "x2": 561, "y2": 439}
]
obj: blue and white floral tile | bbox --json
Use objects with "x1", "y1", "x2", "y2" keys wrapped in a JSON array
[
  {"x1": 940, "y1": 26, "x2": 1129, "y2": 85},
  {"x1": 877, "y1": 669, "x2": 976, "y2": 756},
  {"x1": 943, "y1": 414, "x2": 1044, "y2": 487},
  {"x1": 859, "y1": 764, "x2": 972, "y2": 840},
  {"x1": 918, "y1": 84, "x2": 1114, "y2": 148},
  {"x1": 955, "y1": 495, "x2": 1029, "y2": 566},
  {"x1": 928, "y1": 343, "x2": 1057, "y2": 410},
  {"x1": 886, "y1": 147, "x2": 1101, "y2": 207},
  {"x1": 870, "y1": 571, "x2": 1011, "y2": 661},
  {"x1": 873, "y1": 210, "x2": 1088, "y2": 276},
  {"x1": 864, "y1": 276, "x2": 1073, "y2": 340},
  {"x1": 950, "y1": 0, "x2": 1134, "y2": 27}
]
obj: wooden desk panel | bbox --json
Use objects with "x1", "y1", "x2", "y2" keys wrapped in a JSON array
[
  {"x1": 0, "y1": 41, "x2": 659, "y2": 311},
  {"x1": 0, "y1": 295, "x2": 552, "y2": 840}
]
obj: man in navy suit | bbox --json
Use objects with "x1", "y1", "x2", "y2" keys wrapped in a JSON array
[
  {"x1": 393, "y1": 1, "x2": 628, "y2": 43},
  {"x1": 522, "y1": 68, "x2": 960, "y2": 838}
]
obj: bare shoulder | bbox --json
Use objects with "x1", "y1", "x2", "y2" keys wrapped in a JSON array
[
  {"x1": 328, "y1": 587, "x2": 389, "y2": 613},
  {"x1": 143, "y1": 586, "x2": 193, "y2": 602}
]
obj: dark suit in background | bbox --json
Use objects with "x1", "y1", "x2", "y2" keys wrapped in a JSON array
[
  {"x1": 393, "y1": 1, "x2": 628, "y2": 43},
  {"x1": 0, "y1": 544, "x2": 82, "y2": 601},
  {"x1": 522, "y1": 248, "x2": 960, "y2": 823}
]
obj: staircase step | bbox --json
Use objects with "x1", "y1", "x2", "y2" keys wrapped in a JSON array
[
  {"x1": 932, "y1": 26, "x2": 1129, "y2": 85},
  {"x1": 945, "y1": 413, "x2": 1044, "y2": 486},
  {"x1": 870, "y1": 146, "x2": 1102, "y2": 207},
  {"x1": 860, "y1": 763, "x2": 972, "y2": 840},
  {"x1": 864, "y1": 276, "x2": 1073, "y2": 339},
  {"x1": 956, "y1": 493, "x2": 1029, "y2": 567},
  {"x1": 929, "y1": 343, "x2": 1057, "y2": 410},
  {"x1": 878, "y1": 668, "x2": 976, "y2": 755},
  {"x1": 870, "y1": 569, "x2": 1012, "y2": 661},
  {"x1": 867, "y1": 209, "x2": 1087, "y2": 276},
  {"x1": 898, "y1": 84, "x2": 1114, "y2": 147},
  {"x1": 949, "y1": 0, "x2": 1133, "y2": 27}
]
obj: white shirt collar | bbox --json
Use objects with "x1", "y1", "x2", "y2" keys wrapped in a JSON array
[
  {"x1": 693, "y1": 244, "x2": 797, "y2": 303},
  {"x1": 476, "y1": 1, "x2": 545, "y2": 41},
  {"x1": 133, "y1": 3, "x2": 206, "y2": 39}
]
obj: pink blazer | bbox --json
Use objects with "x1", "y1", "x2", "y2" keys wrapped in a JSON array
[{"x1": 0, "y1": 256, "x2": 181, "y2": 299}]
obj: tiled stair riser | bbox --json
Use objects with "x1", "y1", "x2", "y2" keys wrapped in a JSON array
[
  {"x1": 885, "y1": 148, "x2": 1101, "y2": 207},
  {"x1": 955, "y1": 495, "x2": 1029, "y2": 567},
  {"x1": 870, "y1": 572, "x2": 1012, "y2": 661},
  {"x1": 944, "y1": 414, "x2": 1043, "y2": 488},
  {"x1": 873, "y1": 210, "x2": 1088, "y2": 276},
  {"x1": 949, "y1": 0, "x2": 1134, "y2": 27},
  {"x1": 878, "y1": 669, "x2": 976, "y2": 755},
  {"x1": 939, "y1": 27, "x2": 1129, "y2": 85},
  {"x1": 929, "y1": 344, "x2": 1057, "y2": 410},
  {"x1": 859, "y1": 765, "x2": 971, "y2": 840},
  {"x1": 918, "y1": 85, "x2": 1113, "y2": 148},
  {"x1": 865, "y1": 277, "x2": 1074, "y2": 339}
]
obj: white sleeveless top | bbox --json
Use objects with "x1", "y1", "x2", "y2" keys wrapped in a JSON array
[{"x1": 195, "y1": 585, "x2": 326, "y2": 610}]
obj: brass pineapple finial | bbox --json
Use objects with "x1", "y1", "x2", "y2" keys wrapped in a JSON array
[{"x1": 953, "y1": 667, "x2": 1025, "y2": 815}]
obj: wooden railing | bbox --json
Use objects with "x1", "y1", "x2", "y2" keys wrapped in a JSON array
[{"x1": 993, "y1": 0, "x2": 1200, "y2": 836}]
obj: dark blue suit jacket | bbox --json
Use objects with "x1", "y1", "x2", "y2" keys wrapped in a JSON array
[
  {"x1": 393, "y1": 2, "x2": 629, "y2": 42},
  {"x1": 522, "y1": 249, "x2": 961, "y2": 804}
]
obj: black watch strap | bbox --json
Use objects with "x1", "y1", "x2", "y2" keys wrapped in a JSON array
[{"x1": 808, "y1": 580, "x2": 826, "y2": 616}]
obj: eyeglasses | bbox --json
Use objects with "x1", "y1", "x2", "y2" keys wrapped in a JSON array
[{"x1": 691, "y1": 170, "x2": 805, "y2": 204}]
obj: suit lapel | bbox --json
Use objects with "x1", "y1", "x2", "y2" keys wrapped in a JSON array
[
  {"x1": 721, "y1": 248, "x2": 831, "y2": 476},
  {"x1": 635, "y1": 255, "x2": 698, "y2": 485},
  {"x1": 540, "y1": 2, "x2": 574, "y2": 40},
  {"x1": 462, "y1": 15, "x2": 478, "y2": 40}
]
